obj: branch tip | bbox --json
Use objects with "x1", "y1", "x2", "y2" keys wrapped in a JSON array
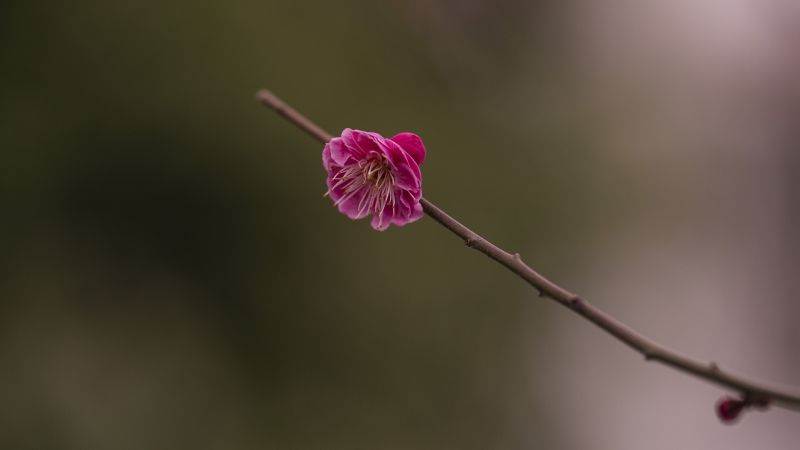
[{"x1": 255, "y1": 89, "x2": 284, "y2": 111}]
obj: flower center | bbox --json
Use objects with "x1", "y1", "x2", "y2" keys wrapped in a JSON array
[{"x1": 328, "y1": 155, "x2": 397, "y2": 223}]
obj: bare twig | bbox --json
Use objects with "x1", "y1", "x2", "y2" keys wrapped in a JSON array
[
  {"x1": 256, "y1": 90, "x2": 333, "y2": 143},
  {"x1": 256, "y1": 89, "x2": 800, "y2": 411}
]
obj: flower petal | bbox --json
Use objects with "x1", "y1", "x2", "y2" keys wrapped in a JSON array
[
  {"x1": 370, "y1": 212, "x2": 391, "y2": 231},
  {"x1": 330, "y1": 185, "x2": 368, "y2": 219},
  {"x1": 392, "y1": 201, "x2": 423, "y2": 226},
  {"x1": 328, "y1": 134, "x2": 359, "y2": 166},
  {"x1": 347, "y1": 129, "x2": 381, "y2": 159},
  {"x1": 378, "y1": 139, "x2": 421, "y2": 193},
  {"x1": 390, "y1": 132, "x2": 426, "y2": 165},
  {"x1": 322, "y1": 143, "x2": 334, "y2": 170}
]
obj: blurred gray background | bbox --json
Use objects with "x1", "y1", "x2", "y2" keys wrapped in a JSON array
[{"x1": 1, "y1": 0, "x2": 799, "y2": 449}]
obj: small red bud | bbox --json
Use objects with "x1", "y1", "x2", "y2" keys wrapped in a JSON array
[{"x1": 716, "y1": 396, "x2": 745, "y2": 423}]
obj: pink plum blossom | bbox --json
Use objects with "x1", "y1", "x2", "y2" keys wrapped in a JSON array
[{"x1": 323, "y1": 128, "x2": 426, "y2": 230}]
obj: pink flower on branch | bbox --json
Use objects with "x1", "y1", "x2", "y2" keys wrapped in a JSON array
[{"x1": 323, "y1": 128, "x2": 426, "y2": 230}]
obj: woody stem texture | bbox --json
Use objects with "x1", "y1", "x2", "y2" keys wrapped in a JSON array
[{"x1": 256, "y1": 89, "x2": 800, "y2": 411}]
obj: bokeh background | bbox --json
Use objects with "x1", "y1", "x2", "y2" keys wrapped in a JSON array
[{"x1": 2, "y1": 0, "x2": 800, "y2": 448}]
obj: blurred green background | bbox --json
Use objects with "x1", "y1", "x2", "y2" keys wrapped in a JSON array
[
  {"x1": 0, "y1": 1, "x2": 586, "y2": 448},
  {"x1": 2, "y1": 1, "x2": 799, "y2": 449}
]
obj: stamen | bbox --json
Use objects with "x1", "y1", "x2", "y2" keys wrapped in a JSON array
[{"x1": 328, "y1": 155, "x2": 397, "y2": 221}]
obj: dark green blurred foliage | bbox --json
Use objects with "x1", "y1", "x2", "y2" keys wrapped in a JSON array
[{"x1": 0, "y1": 1, "x2": 595, "y2": 448}]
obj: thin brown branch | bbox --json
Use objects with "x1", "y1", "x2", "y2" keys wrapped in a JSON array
[
  {"x1": 256, "y1": 90, "x2": 333, "y2": 143},
  {"x1": 256, "y1": 89, "x2": 800, "y2": 411}
]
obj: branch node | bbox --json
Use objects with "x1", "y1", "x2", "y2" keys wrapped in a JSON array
[
  {"x1": 710, "y1": 362, "x2": 719, "y2": 372},
  {"x1": 465, "y1": 237, "x2": 482, "y2": 248},
  {"x1": 568, "y1": 295, "x2": 585, "y2": 311},
  {"x1": 513, "y1": 252, "x2": 521, "y2": 260}
]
